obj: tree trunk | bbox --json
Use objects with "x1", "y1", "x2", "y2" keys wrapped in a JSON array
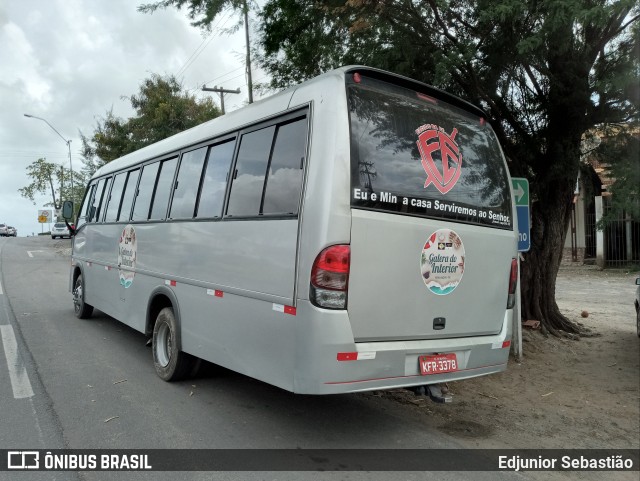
[{"x1": 519, "y1": 174, "x2": 593, "y2": 338}]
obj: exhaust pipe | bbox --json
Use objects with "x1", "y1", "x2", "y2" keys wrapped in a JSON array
[{"x1": 409, "y1": 383, "x2": 453, "y2": 403}]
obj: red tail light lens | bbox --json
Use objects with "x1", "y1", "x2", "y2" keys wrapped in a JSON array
[
  {"x1": 310, "y1": 245, "x2": 350, "y2": 309},
  {"x1": 507, "y1": 258, "x2": 518, "y2": 309}
]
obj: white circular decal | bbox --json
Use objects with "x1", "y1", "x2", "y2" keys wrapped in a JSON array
[
  {"x1": 420, "y1": 228, "x2": 465, "y2": 295},
  {"x1": 118, "y1": 225, "x2": 137, "y2": 289}
]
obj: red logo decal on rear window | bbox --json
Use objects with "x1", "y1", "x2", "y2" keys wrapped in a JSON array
[{"x1": 416, "y1": 124, "x2": 462, "y2": 194}]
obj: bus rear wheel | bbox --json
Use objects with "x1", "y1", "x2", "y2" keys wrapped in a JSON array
[{"x1": 152, "y1": 307, "x2": 192, "y2": 381}]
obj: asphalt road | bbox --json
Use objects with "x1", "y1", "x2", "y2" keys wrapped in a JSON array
[{"x1": 0, "y1": 236, "x2": 526, "y2": 481}]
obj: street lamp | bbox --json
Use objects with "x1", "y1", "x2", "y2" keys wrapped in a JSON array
[{"x1": 24, "y1": 114, "x2": 74, "y2": 209}]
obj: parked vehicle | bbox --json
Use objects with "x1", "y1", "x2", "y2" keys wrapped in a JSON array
[
  {"x1": 0, "y1": 224, "x2": 7, "y2": 236},
  {"x1": 69, "y1": 66, "x2": 519, "y2": 394},
  {"x1": 51, "y1": 222, "x2": 70, "y2": 239},
  {"x1": 7, "y1": 226, "x2": 16, "y2": 237}
]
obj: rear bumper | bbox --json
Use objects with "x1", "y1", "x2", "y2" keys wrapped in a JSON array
[{"x1": 293, "y1": 301, "x2": 513, "y2": 394}]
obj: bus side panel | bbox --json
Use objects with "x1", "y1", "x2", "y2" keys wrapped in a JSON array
[
  {"x1": 179, "y1": 285, "x2": 296, "y2": 392},
  {"x1": 130, "y1": 220, "x2": 299, "y2": 303},
  {"x1": 105, "y1": 218, "x2": 300, "y2": 389},
  {"x1": 288, "y1": 76, "x2": 353, "y2": 304},
  {"x1": 74, "y1": 224, "x2": 123, "y2": 321}
]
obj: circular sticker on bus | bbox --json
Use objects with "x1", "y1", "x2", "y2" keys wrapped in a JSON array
[
  {"x1": 118, "y1": 225, "x2": 137, "y2": 289},
  {"x1": 420, "y1": 228, "x2": 465, "y2": 295}
]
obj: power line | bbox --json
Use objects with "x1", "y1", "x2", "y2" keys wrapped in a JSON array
[
  {"x1": 176, "y1": 10, "x2": 236, "y2": 79},
  {"x1": 201, "y1": 66, "x2": 245, "y2": 87},
  {"x1": 176, "y1": 34, "x2": 213, "y2": 78}
]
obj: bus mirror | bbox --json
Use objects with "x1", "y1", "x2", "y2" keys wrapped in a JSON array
[{"x1": 62, "y1": 200, "x2": 74, "y2": 220}]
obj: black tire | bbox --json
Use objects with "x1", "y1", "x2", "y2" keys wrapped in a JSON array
[
  {"x1": 73, "y1": 274, "x2": 94, "y2": 319},
  {"x1": 152, "y1": 307, "x2": 193, "y2": 381}
]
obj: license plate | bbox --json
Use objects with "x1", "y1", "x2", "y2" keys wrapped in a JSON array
[{"x1": 419, "y1": 353, "x2": 458, "y2": 375}]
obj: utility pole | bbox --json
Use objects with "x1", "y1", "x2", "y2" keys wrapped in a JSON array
[
  {"x1": 242, "y1": 0, "x2": 253, "y2": 104},
  {"x1": 202, "y1": 86, "x2": 240, "y2": 115}
]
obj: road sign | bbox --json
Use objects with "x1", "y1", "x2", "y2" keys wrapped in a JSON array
[
  {"x1": 37, "y1": 210, "x2": 52, "y2": 224},
  {"x1": 512, "y1": 178, "x2": 530, "y2": 252}
]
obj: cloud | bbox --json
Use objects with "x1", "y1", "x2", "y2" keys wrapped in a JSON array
[
  {"x1": 0, "y1": 0, "x2": 264, "y2": 237},
  {"x1": 0, "y1": 22, "x2": 52, "y2": 107}
]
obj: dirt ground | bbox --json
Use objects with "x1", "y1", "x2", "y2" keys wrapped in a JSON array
[{"x1": 368, "y1": 264, "x2": 640, "y2": 477}]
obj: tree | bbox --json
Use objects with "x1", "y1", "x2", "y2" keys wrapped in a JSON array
[
  {"x1": 81, "y1": 74, "x2": 221, "y2": 166},
  {"x1": 138, "y1": 0, "x2": 256, "y2": 103},
  {"x1": 257, "y1": 0, "x2": 639, "y2": 336},
  {"x1": 18, "y1": 158, "x2": 84, "y2": 216},
  {"x1": 21, "y1": 75, "x2": 220, "y2": 216}
]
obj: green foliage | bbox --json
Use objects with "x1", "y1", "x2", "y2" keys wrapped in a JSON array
[
  {"x1": 258, "y1": 0, "x2": 439, "y2": 89},
  {"x1": 138, "y1": 0, "x2": 252, "y2": 31},
  {"x1": 594, "y1": 126, "x2": 640, "y2": 225},
  {"x1": 257, "y1": 1, "x2": 639, "y2": 187},
  {"x1": 81, "y1": 74, "x2": 221, "y2": 166},
  {"x1": 18, "y1": 157, "x2": 84, "y2": 213},
  {"x1": 18, "y1": 158, "x2": 62, "y2": 208}
]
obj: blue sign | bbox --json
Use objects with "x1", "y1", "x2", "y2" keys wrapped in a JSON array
[
  {"x1": 512, "y1": 178, "x2": 530, "y2": 252},
  {"x1": 516, "y1": 205, "x2": 530, "y2": 252}
]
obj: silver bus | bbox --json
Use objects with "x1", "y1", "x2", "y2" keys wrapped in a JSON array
[{"x1": 69, "y1": 66, "x2": 518, "y2": 395}]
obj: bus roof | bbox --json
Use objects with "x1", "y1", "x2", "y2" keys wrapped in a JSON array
[{"x1": 93, "y1": 66, "x2": 487, "y2": 179}]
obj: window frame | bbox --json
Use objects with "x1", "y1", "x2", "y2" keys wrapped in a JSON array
[
  {"x1": 224, "y1": 108, "x2": 309, "y2": 220},
  {"x1": 168, "y1": 146, "x2": 210, "y2": 221},
  {"x1": 118, "y1": 168, "x2": 142, "y2": 223},
  {"x1": 104, "y1": 171, "x2": 128, "y2": 224},
  {"x1": 131, "y1": 161, "x2": 161, "y2": 222},
  {"x1": 194, "y1": 136, "x2": 237, "y2": 220},
  {"x1": 149, "y1": 156, "x2": 179, "y2": 222}
]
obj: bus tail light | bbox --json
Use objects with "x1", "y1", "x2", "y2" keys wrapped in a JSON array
[
  {"x1": 310, "y1": 245, "x2": 350, "y2": 309},
  {"x1": 507, "y1": 258, "x2": 518, "y2": 309}
]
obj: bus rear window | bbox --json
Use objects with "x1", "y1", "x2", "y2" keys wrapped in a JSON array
[{"x1": 348, "y1": 76, "x2": 512, "y2": 228}]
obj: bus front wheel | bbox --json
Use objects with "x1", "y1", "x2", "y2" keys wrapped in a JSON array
[
  {"x1": 73, "y1": 274, "x2": 94, "y2": 319},
  {"x1": 152, "y1": 307, "x2": 192, "y2": 381}
]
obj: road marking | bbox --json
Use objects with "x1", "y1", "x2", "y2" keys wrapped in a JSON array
[
  {"x1": 0, "y1": 282, "x2": 3, "y2": 295},
  {"x1": 0, "y1": 325, "x2": 35, "y2": 399},
  {"x1": 27, "y1": 251, "x2": 44, "y2": 258}
]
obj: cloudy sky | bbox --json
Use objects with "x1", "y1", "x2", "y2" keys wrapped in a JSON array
[{"x1": 1, "y1": 0, "x2": 265, "y2": 236}]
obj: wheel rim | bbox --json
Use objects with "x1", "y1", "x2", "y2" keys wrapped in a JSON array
[
  {"x1": 155, "y1": 321, "x2": 172, "y2": 368},
  {"x1": 73, "y1": 279, "x2": 83, "y2": 314}
]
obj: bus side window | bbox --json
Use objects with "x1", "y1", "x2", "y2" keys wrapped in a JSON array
[
  {"x1": 226, "y1": 126, "x2": 276, "y2": 217},
  {"x1": 196, "y1": 139, "x2": 235, "y2": 219},
  {"x1": 77, "y1": 183, "x2": 96, "y2": 229},
  {"x1": 262, "y1": 118, "x2": 307, "y2": 215},
  {"x1": 118, "y1": 169, "x2": 140, "y2": 222},
  {"x1": 96, "y1": 177, "x2": 112, "y2": 222},
  {"x1": 132, "y1": 162, "x2": 160, "y2": 221},
  {"x1": 149, "y1": 157, "x2": 178, "y2": 220},
  {"x1": 88, "y1": 178, "x2": 107, "y2": 223},
  {"x1": 170, "y1": 147, "x2": 207, "y2": 219},
  {"x1": 104, "y1": 172, "x2": 127, "y2": 223}
]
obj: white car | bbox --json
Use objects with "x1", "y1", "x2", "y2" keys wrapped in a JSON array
[
  {"x1": 51, "y1": 222, "x2": 70, "y2": 239},
  {"x1": 0, "y1": 223, "x2": 7, "y2": 236},
  {"x1": 7, "y1": 226, "x2": 16, "y2": 237}
]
